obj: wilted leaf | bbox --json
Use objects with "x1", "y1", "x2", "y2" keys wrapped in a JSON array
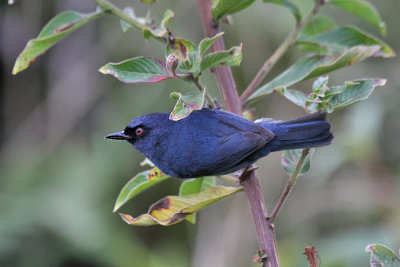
[
  {"x1": 328, "y1": 0, "x2": 386, "y2": 35},
  {"x1": 281, "y1": 149, "x2": 314, "y2": 176},
  {"x1": 198, "y1": 32, "x2": 224, "y2": 57},
  {"x1": 99, "y1": 56, "x2": 179, "y2": 83},
  {"x1": 179, "y1": 177, "x2": 216, "y2": 223},
  {"x1": 13, "y1": 10, "x2": 104, "y2": 74},
  {"x1": 263, "y1": 0, "x2": 301, "y2": 21},
  {"x1": 120, "y1": 186, "x2": 242, "y2": 226},
  {"x1": 297, "y1": 26, "x2": 394, "y2": 57},
  {"x1": 114, "y1": 168, "x2": 170, "y2": 212},
  {"x1": 146, "y1": 167, "x2": 166, "y2": 181},
  {"x1": 142, "y1": 9, "x2": 174, "y2": 40},
  {"x1": 200, "y1": 44, "x2": 242, "y2": 72},
  {"x1": 246, "y1": 45, "x2": 381, "y2": 104},
  {"x1": 303, "y1": 246, "x2": 320, "y2": 267},
  {"x1": 242, "y1": 109, "x2": 256, "y2": 121},
  {"x1": 211, "y1": 0, "x2": 256, "y2": 19},
  {"x1": 120, "y1": 7, "x2": 147, "y2": 33},
  {"x1": 366, "y1": 244, "x2": 400, "y2": 267},
  {"x1": 166, "y1": 38, "x2": 198, "y2": 73},
  {"x1": 169, "y1": 91, "x2": 205, "y2": 121}
]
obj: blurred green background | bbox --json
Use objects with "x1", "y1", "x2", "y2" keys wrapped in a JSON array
[{"x1": 1, "y1": 0, "x2": 399, "y2": 266}]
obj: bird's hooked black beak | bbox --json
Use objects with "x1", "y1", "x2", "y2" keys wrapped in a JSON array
[{"x1": 105, "y1": 131, "x2": 130, "y2": 140}]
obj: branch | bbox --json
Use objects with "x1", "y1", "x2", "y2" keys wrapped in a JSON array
[
  {"x1": 197, "y1": 1, "x2": 280, "y2": 266},
  {"x1": 270, "y1": 148, "x2": 310, "y2": 222},
  {"x1": 92, "y1": 0, "x2": 166, "y2": 44},
  {"x1": 196, "y1": 0, "x2": 241, "y2": 115},
  {"x1": 240, "y1": 1, "x2": 322, "y2": 102},
  {"x1": 241, "y1": 171, "x2": 280, "y2": 267}
]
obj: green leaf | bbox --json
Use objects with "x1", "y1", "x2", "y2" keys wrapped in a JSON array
[
  {"x1": 300, "y1": 15, "x2": 337, "y2": 37},
  {"x1": 366, "y1": 244, "x2": 400, "y2": 267},
  {"x1": 113, "y1": 168, "x2": 171, "y2": 212},
  {"x1": 120, "y1": 7, "x2": 147, "y2": 33},
  {"x1": 319, "y1": 78, "x2": 386, "y2": 112},
  {"x1": 142, "y1": 9, "x2": 174, "y2": 40},
  {"x1": 281, "y1": 149, "x2": 314, "y2": 176},
  {"x1": 198, "y1": 32, "x2": 224, "y2": 57},
  {"x1": 297, "y1": 26, "x2": 395, "y2": 57},
  {"x1": 200, "y1": 44, "x2": 242, "y2": 72},
  {"x1": 211, "y1": 0, "x2": 256, "y2": 19},
  {"x1": 169, "y1": 91, "x2": 205, "y2": 121},
  {"x1": 328, "y1": 0, "x2": 386, "y2": 35},
  {"x1": 120, "y1": 186, "x2": 242, "y2": 226},
  {"x1": 166, "y1": 38, "x2": 198, "y2": 73},
  {"x1": 263, "y1": 0, "x2": 301, "y2": 22},
  {"x1": 277, "y1": 77, "x2": 387, "y2": 113},
  {"x1": 179, "y1": 177, "x2": 216, "y2": 197},
  {"x1": 275, "y1": 87, "x2": 308, "y2": 109},
  {"x1": 99, "y1": 56, "x2": 179, "y2": 83},
  {"x1": 276, "y1": 77, "x2": 386, "y2": 113},
  {"x1": 179, "y1": 177, "x2": 216, "y2": 223},
  {"x1": 298, "y1": 15, "x2": 337, "y2": 54},
  {"x1": 246, "y1": 45, "x2": 381, "y2": 104},
  {"x1": 13, "y1": 10, "x2": 104, "y2": 74}
]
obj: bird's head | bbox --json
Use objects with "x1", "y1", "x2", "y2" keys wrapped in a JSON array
[{"x1": 105, "y1": 113, "x2": 169, "y2": 151}]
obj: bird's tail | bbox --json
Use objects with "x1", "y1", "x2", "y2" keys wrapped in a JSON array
[{"x1": 258, "y1": 112, "x2": 333, "y2": 152}]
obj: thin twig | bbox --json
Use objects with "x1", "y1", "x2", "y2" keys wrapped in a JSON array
[
  {"x1": 92, "y1": 0, "x2": 166, "y2": 44},
  {"x1": 197, "y1": 1, "x2": 280, "y2": 266},
  {"x1": 191, "y1": 77, "x2": 216, "y2": 108},
  {"x1": 240, "y1": 1, "x2": 322, "y2": 103},
  {"x1": 269, "y1": 148, "x2": 310, "y2": 222}
]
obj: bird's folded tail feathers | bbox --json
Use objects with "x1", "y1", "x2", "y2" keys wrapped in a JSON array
[{"x1": 258, "y1": 112, "x2": 333, "y2": 152}]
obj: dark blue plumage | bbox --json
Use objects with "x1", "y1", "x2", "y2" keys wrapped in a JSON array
[{"x1": 105, "y1": 109, "x2": 333, "y2": 178}]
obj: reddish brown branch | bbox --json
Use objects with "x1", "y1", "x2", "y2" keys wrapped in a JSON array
[
  {"x1": 197, "y1": 1, "x2": 280, "y2": 266},
  {"x1": 241, "y1": 171, "x2": 280, "y2": 267},
  {"x1": 197, "y1": 0, "x2": 241, "y2": 115}
]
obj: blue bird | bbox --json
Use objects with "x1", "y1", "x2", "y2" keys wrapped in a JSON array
[{"x1": 105, "y1": 109, "x2": 333, "y2": 178}]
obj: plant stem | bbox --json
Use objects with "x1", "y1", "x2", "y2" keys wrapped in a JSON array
[
  {"x1": 191, "y1": 77, "x2": 216, "y2": 108},
  {"x1": 242, "y1": 171, "x2": 280, "y2": 267},
  {"x1": 239, "y1": 1, "x2": 321, "y2": 103},
  {"x1": 197, "y1": 1, "x2": 280, "y2": 266},
  {"x1": 197, "y1": 0, "x2": 241, "y2": 115},
  {"x1": 92, "y1": 0, "x2": 166, "y2": 43},
  {"x1": 270, "y1": 148, "x2": 310, "y2": 222}
]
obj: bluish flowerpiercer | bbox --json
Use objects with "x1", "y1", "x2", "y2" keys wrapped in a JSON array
[{"x1": 105, "y1": 109, "x2": 333, "y2": 178}]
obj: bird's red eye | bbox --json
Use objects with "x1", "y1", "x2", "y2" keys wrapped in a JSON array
[{"x1": 135, "y1": 127, "x2": 144, "y2": 135}]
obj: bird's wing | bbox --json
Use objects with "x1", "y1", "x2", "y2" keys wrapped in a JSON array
[{"x1": 206, "y1": 112, "x2": 275, "y2": 173}]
